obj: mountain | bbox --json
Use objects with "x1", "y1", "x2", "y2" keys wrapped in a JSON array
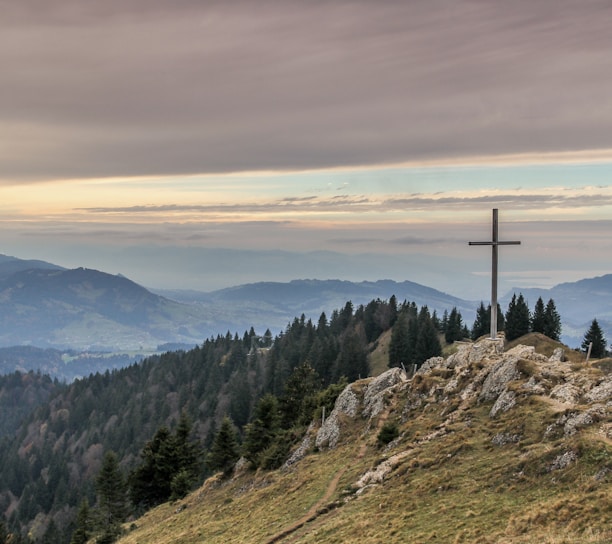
[
  {"x1": 156, "y1": 278, "x2": 475, "y2": 333},
  {"x1": 117, "y1": 340, "x2": 610, "y2": 543},
  {"x1": 0, "y1": 263, "x2": 215, "y2": 350}
]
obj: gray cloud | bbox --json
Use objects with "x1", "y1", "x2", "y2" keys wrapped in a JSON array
[
  {"x1": 76, "y1": 190, "x2": 612, "y2": 216},
  {"x1": 2, "y1": 1, "x2": 612, "y2": 182}
]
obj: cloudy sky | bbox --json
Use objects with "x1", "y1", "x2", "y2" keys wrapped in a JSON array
[{"x1": 1, "y1": 0, "x2": 612, "y2": 299}]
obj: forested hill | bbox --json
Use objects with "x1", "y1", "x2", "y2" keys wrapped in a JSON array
[{"x1": 2, "y1": 296, "x2": 446, "y2": 542}]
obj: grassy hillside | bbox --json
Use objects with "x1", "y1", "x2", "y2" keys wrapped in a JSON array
[{"x1": 118, "y1": 339, "x2": 611, "y2": 544}]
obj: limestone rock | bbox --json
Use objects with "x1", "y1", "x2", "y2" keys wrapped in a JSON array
[
  {"x1": 549, "y1": 347, "x2": 565, "y2": 363},
  {"x1": 363, "y1": 368, "x2": 406, "y2": 419},
  {"x1": 315, "y1": 384, "x2": 359, "y2": 450},
  {"x1": 548, "y1": 450, "x2": 577, "y2": 472},
  {"x1": 490, "y1": 389, "x2": 517, "y2": 417},
  {"x1": 479, "y1": 357, "x2": 520, "y2": 402},
  {"x1": 550, "y1": 383, "x2": 582, "y2": 405},
  {"x1": 584, "y1": 376, "x2": 612, "y2": 404}
]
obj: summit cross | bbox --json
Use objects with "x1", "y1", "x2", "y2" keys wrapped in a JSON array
[{"x1": 469, "y1": 209, "x2": 521, "y2": 340}]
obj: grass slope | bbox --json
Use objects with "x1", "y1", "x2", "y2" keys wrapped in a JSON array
[{"x1": 118, "y1": 340, "x2": 611, "y2": 544}]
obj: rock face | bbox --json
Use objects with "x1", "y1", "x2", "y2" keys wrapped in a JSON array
[{"x1": 314, "y1": 339, "x2": 611, "y2": 454}]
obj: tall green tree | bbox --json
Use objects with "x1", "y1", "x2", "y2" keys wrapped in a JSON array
[
  {"x1": 444, "y1": 307, "x2": 464, "y2": 344},
  {"x1": 543, "y1": 299, "x2": 562, "y2": 341},
  {"x1": 415, "y1": 307, "x2": 442, "y2": 365},
  {"x1": 70, "y1": 500, "x2": 92, "y2": 544},
  {"x1": 280, "y1": 362, "x2": 321, "y2": 428},
  {"x1": 242, "y1": 394, "x2": 282, "y2": 469},
  {"x1": 389, "y1": 313, "x2": 411, "y2": 368},
  {"x1": 95, "y1": 451, "x2": 128, "y2": 543},
  {"x1": 531, "y1": 297, "x2": 546, "y2": 334},
  {"x1": 582, "y1": 319, "x2": 607, "y2": 358},
  {"x1": 207, "y1": 417, "x2": 240, "y2": 477},
  {"x1": 505, "y1": 293, "x2": 530, "y2": 341}
]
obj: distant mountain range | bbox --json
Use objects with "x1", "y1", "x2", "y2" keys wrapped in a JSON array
[{"x1": 0, "y1": 254, "x2": 608, "y2": 358}]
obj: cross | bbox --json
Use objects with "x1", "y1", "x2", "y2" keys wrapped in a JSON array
[{"x1": 469, "y1": 209, "x2": 521, "y2": 340}]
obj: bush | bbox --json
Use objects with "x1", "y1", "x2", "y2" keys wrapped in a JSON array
[{"x1": 377, "y1": 422, "x2": 399, "y2": 447}]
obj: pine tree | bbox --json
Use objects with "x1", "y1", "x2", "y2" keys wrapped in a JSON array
[
  {"x1": 389, "y1": 313, "x2": 411, "y2": 368},
  {"x1": 242, "y1": 394, "x2": 282, "y2": 469},
  {"x1": 543, "y1": 299, "x2": 562, "y2": 341},
  {"x1": 95, "y1": 451, "x2": 127, "y2": 542},
  {"x1": 207, "y1": 417, "x2": 240, "y2": 476},
  {"x1": 531, "y1": 297, "x2": 546, "y2": 334},
  {"x1": 582, "y1": 319, "x2": 607, "y2": 358},
  {"x1": 415, "y1": 308, "x2": 442, "y2": 365},
  {"x1": 444, "y1": 307, "x2": 464, "y2": 344},
  {"x1": 471, "y1": 302, "x2": 489, "y2": 340},
  {"x1": 505, "y1": 293, "x2": 530, "y2": 341},
  {"x1": 70, "y1": 500, "x2": 92, "y2": 544}
]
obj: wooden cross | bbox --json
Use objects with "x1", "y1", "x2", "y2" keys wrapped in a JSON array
[{"x1": 469, "y1": 209, "x2": 521, "y2": 340}]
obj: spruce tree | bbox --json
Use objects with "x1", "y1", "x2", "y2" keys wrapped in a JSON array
[
  {"x1": 444, "y1": 307, "x2": 464, "y2": 344},
  {"x1": 543, "y1": 299, "x2": 562, "y2": 341},
  {"x1": 207, "y1": 417, "x2": 240, "y2": 476},
  {"x1": 389, "y1": 313, "x2": 411, "y2": 368},
  {"x1": 531, "y1": 297, "x2": 546, "y2": 334},
  {"x1": 70, "y1": 500, "x2": 92, "y2": 544},
  {"x1": 95, "y1": 451, "x2": 127, "y2": 542},
  {"x1": 582, "y1": 319, "x2": 607, "y2": 358},
  {"x1": 471, "y1": 302, "x2": 489, "y2": 340},
  {"x1": 415, "y1": 308, "x2": 442, "y2": 365},
  {"x1": 505, "y1": 293, "x2": 530, "y2": 341}
]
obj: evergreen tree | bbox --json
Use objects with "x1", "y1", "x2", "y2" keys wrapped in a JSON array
[
  {"x1": 95, "y1": 451, "x2": 127, "y2": 542},
  {"x1": 582, "y1": 319, "x2": 607, "y2": 358},
  {"x1": 70, "y1": 500, "x2": 92, "y2": 544},
  {"x1": 332, "y1": 329, "x2": 368, "y2": 382},
  {"x1": 444, "y1": 307, "x2": 464, "y2": 344},
  {"x1": 505, "y1": 293, "x2": 530, "y2": 341},
  {"x1": 415, "y1": 308, "x2": 442, "y2": 365},
  {"x1": 388, "y1": 313, "x2": 411, "y2": 368},
  {"x1": 531, "y1": 297, "x2": 546, "y2": 334},
  {"x1": 207, "y1": 417, "x2": 240, "y2": 476},
  {"x1": 280, "y1": 362, "x2": 321, "y2": 428},
  {"x1": 543, "y1": 299, "x2": 562, "y2": 341},
  {"x1": 242, "y1": 394, "x2": 282, "y2": 469}
]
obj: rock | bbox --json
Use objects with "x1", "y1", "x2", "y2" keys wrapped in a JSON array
[
  {"x1": 491, "y1": 433, "x2": 521, "y2": 446},
  {"x1": 549, "y1": 347, "x2": 565, "y2": 363},
  {"x1": 363, "y1": 368, "x2": 406, "y2": 419},
  {"x1": 548, "y1": 450, "x2": 577, "y2": 472},
  {"x1": 284, "y1": 423, "x2": 314, "y2": 468},
  {"x1": 550, "y1": 383, "x2": 581, "y2": 405},
  {"x1": 584, "y1": 377, "x2": 612, "y2": 404},
  {"x1": 563, "y1": 405, "x2": 606, "y2": 436},
  {"x1": 315, "y1": 384, "x2": 359, "y2": 450},
  {"x1": 490, "y1": 389, "x2": 517, "y2": 417},
  {"x1": 479, "y1": 357, "x2": 521, "y2": 402}
]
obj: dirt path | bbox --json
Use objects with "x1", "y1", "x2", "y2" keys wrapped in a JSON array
[{"x1": 264, "y1": 402, "x2": 391, "y2": 544}]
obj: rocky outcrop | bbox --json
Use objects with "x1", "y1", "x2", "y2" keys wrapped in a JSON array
[{"x1": 315, "y1": 384, "x2": 360, "y2": 450}]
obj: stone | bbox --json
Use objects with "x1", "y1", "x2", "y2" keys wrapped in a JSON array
[
  {"x1": 548, "y1": 450, "x2": 577, "y2": 472},
  {"x1": 479, "y1": 357, "x2": 520, "y2": 402},
  {"x1": 315, "y1": 384, "x2": 359, "y2": 450},
  {"x1": 363, "y1": 368, "x2": 406, "y2": 419},
  {"x1": 584, "y1": 377, "x2": 612, "y2": 404},
  {"x1": 550, "y1": 383, "x2": 581, "y2": 405},
  {"x1": 490, "y1": 389, "x2": 517, "y2": 417}
]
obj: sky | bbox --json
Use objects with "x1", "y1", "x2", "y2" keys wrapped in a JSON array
[{"x1": 1, "y1": 0, "x2": 612, "y2": 300}]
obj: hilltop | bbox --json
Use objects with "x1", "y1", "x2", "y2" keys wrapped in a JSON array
[{"x1": 118, "y1": 336, "x2": 611, "y2": 544}]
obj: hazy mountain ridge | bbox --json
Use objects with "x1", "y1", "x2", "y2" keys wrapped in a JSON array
[
  {"x1": 503, "y1": 273, "x2": 612, "y2": 347},
  {"x1": 0, "y1": 254, "x2": 609, "y2": 361}
]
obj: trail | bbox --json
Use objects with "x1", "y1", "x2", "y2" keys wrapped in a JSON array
[{"x1": 265, "y1": 402, "x2": 391, "y2": 544}]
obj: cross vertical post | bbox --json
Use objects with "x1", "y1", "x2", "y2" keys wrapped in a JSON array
[{"x1": 469, "y1": 209, "x2": 521, "y2": 340}]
